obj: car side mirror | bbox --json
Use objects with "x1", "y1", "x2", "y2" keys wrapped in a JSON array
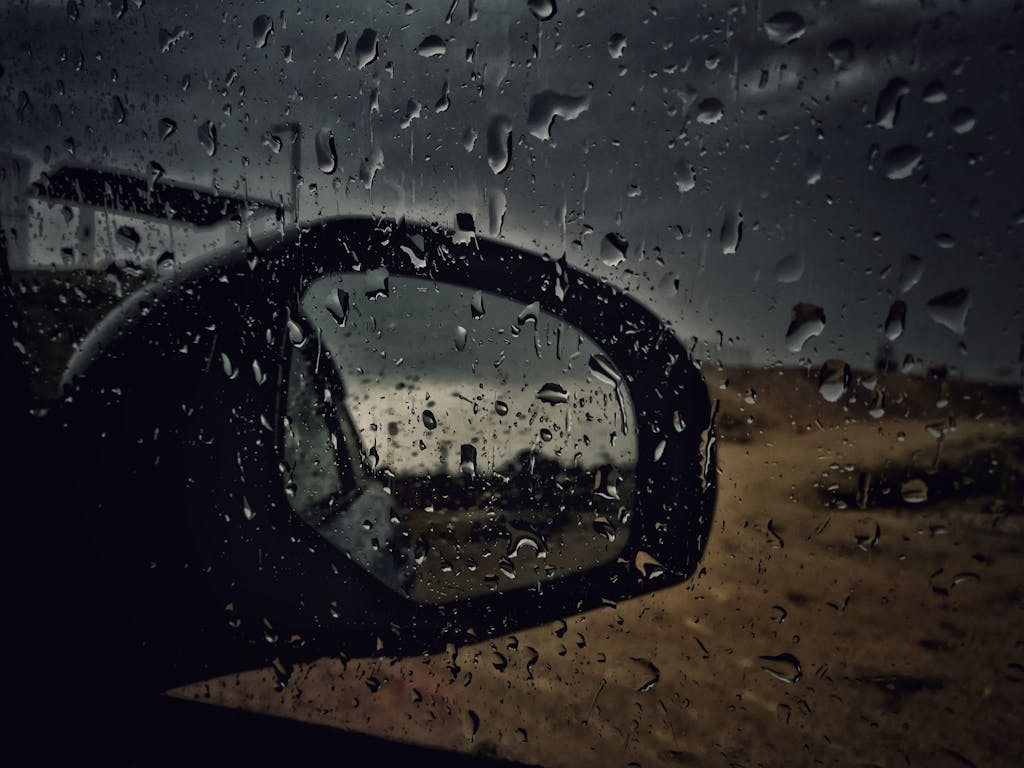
[{"x1": 58, "y1": 216, "x2": 715, "y2": 691}]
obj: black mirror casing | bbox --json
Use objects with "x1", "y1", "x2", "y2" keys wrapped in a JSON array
[{"x1": 58, "y1": 217, "x2": 716, "y2": 692}]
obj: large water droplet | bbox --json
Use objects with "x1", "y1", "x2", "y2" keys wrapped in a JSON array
[
  {"x1": 818, "y1": 359, "x2": 851, "y2": 403},
  {"x1": 695, "y1": 97, "x2": 724, "y2": 124},
  {"x1": 416, "y1": 34, "x2": 446, "y2": 57},
  {"x1": 764, "y1": 12, "x2": 805, "y2": 44},
  {"x1": 926, "y1": 289, "x2": 971, "y2": 335},
  {"x1": 608, "y1": 33, "x2": 627, "y2": 59},
  {"x1": 422, "y1": 410, "x2": 438, "y2": 430},
  {"x1": 882, "y1": 145, "x2": 923, "y2": 180},
  {"x1": 197, "y1": 120, "x2": 217, "y2": 157},
  {"x1": 536, "y1": 383, "x2": 569, "y2": 405},
  {"x1": 674, "y1": 159, "x2": 696, "y2": 193},
  {"x1": 899, "y1": 254, "x2": 924, "y2": 294},
  {"x1": 326, "y1": 289, "x2": 350, "y2": 326},
  {"x1": 359, "y1": 147, "x2": 384, "y2": 190},
  {"x1": 527, "y1": 0, "x2": 557, "y2": 21},
  {"x1": 588, "y1": 354, "x2": 622, "y2": 387},
  {"x1": 488, "y1": 189, "x2": 507, "y2": 235},
  {"x1": 901, "y1": 478, "x2": 928, "y2": 504},
  {"x1": 719, "y1": 207, "x2": 742, "y2": 255},
  {"x1": 884, "y1": 300, "x2": 907, "y2": 340},
  {"x1": 526, "y1": 92, "x2": 589, "y2": 141},
  {"x1": 470, "y1": 290, "x2": 485, "y2": 319},
  {"x1": 785, "y1": 303, "x2": 826, "y2": 352},
  {"x1": 950, "y1": 106, "x2": 976, "y2": 135},
  {"x1": 759, "y1": 653, "x2": 802, "y2": 684},
  {"x1": 315, "y1": 129, "x2": 337, "y2": 173},
  {"x1": 287, "y1": 319, "x2": 307, "y2": 348},
  {"x1": 253, "y1": 15, "x2": 274, "y2": 48},
  {"x1": 495, "y1": 400, "x2": 509, "y2": 416},
  {"x1": 454, "y1": 325, "x2": 468, "y2": 351},
  {"x1": 922, "y1": 80, "x2": 947, "y2": 104},
  {"x1": 159, "y1": 117, "x2": 176, "y2": 140},
  {"x1": 355, "y1": 28, "x2": 379, "y2": 69},
  {"x1": 333, "y1": 31, "x2": 349, "y2": 59},
  {"x1": 600, "y1": 233, "x2": 628, "y2": 267},
  {"x1": 486, "y1": 115, "x2": 513, "y2": 174},
  {"x1": 459, "y1": 444, "x2": 477, "y2": 476},
  {"x1": 874, "y1": 77, "x2": 910, "y2": 129}
]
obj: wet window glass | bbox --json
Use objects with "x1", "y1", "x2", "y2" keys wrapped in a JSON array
[{"x1": 5, "y1": 1, "x2": 1023, "y2": 766}]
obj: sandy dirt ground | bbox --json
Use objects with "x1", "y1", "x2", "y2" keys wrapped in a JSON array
[{"x1": 170, "y1": 367, "x2": 1024, "y2": 768}]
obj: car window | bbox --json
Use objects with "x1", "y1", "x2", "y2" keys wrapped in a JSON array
[{"x1": 5, "y1": 1, "x2": 1023, "y2": 767}]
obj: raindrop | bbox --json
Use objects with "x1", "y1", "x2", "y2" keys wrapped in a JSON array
[
  {"x1": 365, "y1": 268, "x2": 390, "y2": 299},
  {"x1": 536, "y1": 383, "x2": 569, "y2": 405},
  {"x1": 333, "y1": 31, "x2": 349, "y2": 59},
  {"x1": 935, "y1": 232, "x2": 956, "y2": 249},
  {"x1": 459, "y1": 444, "x2": 477, "y2": 476},
  {"x1": 695, "y1": 97, "x2": 724, "y2": 124},
  {"x1": 416, "y1": 35, "x2": 446, "y2": 57},
  {"x1": 634, "y1": 550, "x2": 664, "y2": 579},
  {"x1": 287, "y1": 319, "x2": 307, "y2": 348},
  {"x1": 495, "y1": 400, "x2": 509, "y2": 416},
  {"x1": 253, "y1": 15, "x2": 274, "y2": 48},
  {"x1": 784, "y1": 303, "x2": 826, "y2": 352},
  {"x1": 326, "y1": 289, "x2": 351, "y2": 326},
  {"x1": 899, "y1": 254, "x2": 924, "y2": 294},
  {"x1": 115, "y1": 225, "x2": 140, "y2": 251},
  {"x1": 488, "y1": 189, "x2": 507, "y2": 235},
  {"x1": 950, "y1": 107, "x2": 976, "y2": 135},
  {"x1": 773, "y1": 252, "x2": 804, "y2": 283},
  {"x1": 608, "y1": 33, "x2": 626, "y2": 59},
  {"x1": 594, "y1": 465, "x2": 619, "y2": 499},
  {"x1": 926, "y1": 289, "x2": 971, "y2": 335},
  {"x1": 817, "y1": 359, "x2": 851, "y2": 403},
  {"x1": 454, "y1": 326, "x2": 468, "y2": 351},
  {"x1": 719, "y1": 207, "x2": 742, "y2": 255},
  {"x1": 922, "y1": 80, "x2": 947, "y2": 104},
  {"x1": 516, "y1": 301, "x2": 540, "y2": 327},
  {"x1": 884, "y1": 300, "x2": 907, "y2": 340},
  {"x1": 526, "y1": 92, "x2": 589, "y2": 141},
  {"x1": 355, "y1": 28, "x2": 379, "y2": 69},
  {"x1": 262, "y1": 132, "x2": 283, "y2": 154},
  {"x1": 759, "y1": 653, "x2": 802, "y2": 684},
  {"x1": 874, "y1": 77, "x2": 910, "y2": 129},
  {"x1": 221, "y1": 352, "x2": 237, "y2": 379},
  {"x1": 527, "y1": 0, "x2": 556, "y2": 21},
  {"x1": 882, "y1": 145, "x2": 923, "y2": 180},
  {"x1": 486, "y1": 115, "x2": 513, "y2": 174},
  {"x1": 111, "y1": 95, "x2": 126, "y2": 124},
  {"x1": 539, "y1": 428, "x2": 553, "y2": 442},
  {"x1": 653, "y1": 439, "x2": 666, "y2": 462},
  {"x1": 901, "y1": 478, "x2": 928, "y2": 504},
  {"x1": 159, "y1": 117, "x2": 176, "y2": 140},
  {"x1": 588, "y1": 354, "x2": 622, "y2": 387},
  {"x1": 422, "y1": 410, "x2": 437, "y2": 430},
  {"x1": 674, "y1": 159, "x2": 696, "y2": 193},
  {"x1": 764, "y1": 11, "x2": 805, "y2": 44},
  {"x1": 470, "y1": 290, "x2": 485, "y2": 319},
  {"x1": 359, "y1": 147, "x2": 384, "y2": 190},
  {"x1": 315, "y1": 129, "x2": 337, "y2": 173},
  {"x1": 600, "y1": 233, "x2": 628, "y2": 267},
  {"x1": 197, "y1": 120, "x2": 217, "y2": 157}
]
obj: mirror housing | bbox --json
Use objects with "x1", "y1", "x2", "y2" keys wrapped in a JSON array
[{"x1": 57, "y1": 216, "x2": 716, "y2": 691}]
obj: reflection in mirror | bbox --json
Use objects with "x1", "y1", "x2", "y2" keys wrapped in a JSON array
[{"x1": 289, "y1": 273, "x2": 638, "y2": 604}]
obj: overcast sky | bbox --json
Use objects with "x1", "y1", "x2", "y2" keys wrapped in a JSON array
[{"x1": 2, "y1": 0, "x2": 1022, "y2": 382}]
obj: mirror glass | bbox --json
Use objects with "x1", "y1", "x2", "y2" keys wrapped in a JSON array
[{"x1": 285, "y1": 272, "x2": 638, "y2": 604}]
